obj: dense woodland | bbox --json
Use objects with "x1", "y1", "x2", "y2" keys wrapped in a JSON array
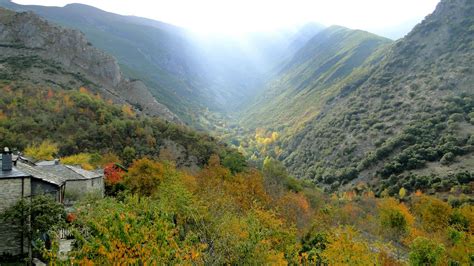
[
  {"x1": 0, "y1": 82, "x2": 241, "y2": 169},
  {"x1": 0, "y1": 84, "x2": 472, "y2": 264}
]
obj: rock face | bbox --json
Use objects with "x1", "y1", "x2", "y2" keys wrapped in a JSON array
[{"x1": 0, "y1": 8, "x2": 180, "y2": 123}]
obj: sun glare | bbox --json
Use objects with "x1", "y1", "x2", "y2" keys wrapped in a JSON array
[{"x1": 13, "y1": 0, "x2": 440, "y2": 37}]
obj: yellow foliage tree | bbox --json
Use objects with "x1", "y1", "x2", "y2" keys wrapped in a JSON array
[
  {"x1": 78, "y1": 86, "x2": 90, "y2": 94},
  {"x1": 322, "y1": 226, "x2": 377, "y2": 265},
  {"x1": 25, "y1": 140, "x2": 59, "y2": 160},
  {"x1": 61, "y1": 153, "x2": 94, "y2": 170},
  {"x1": 378, "y1": 198, "x2": 414, "y2": 240},
  {"x1": 399, "y1": 187, "x2": 407, "y2": 199},
  {"x1": 122, "y1": 105, "x2": 135, "y2": 117},
  {"x1": 413, "y1": 195, "x2": 452, "y2": 232}
]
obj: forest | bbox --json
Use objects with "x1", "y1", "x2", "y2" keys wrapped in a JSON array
[{"x1": 0, "y1": 85, "x2": 471, "y2": 265}]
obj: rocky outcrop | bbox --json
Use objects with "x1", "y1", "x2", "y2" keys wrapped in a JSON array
[{"x1": 0, "y1": 8, "x2": 180, "y2": 123}]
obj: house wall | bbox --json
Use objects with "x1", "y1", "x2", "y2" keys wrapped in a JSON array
[
  {"x1": 31, "y1": 179, "x2": 60, "y2": 201},
  {"x1": 0, "y1": 177, "x2": 31, "y2": 255},
  {"x1": 64, "y1": 176, "x2": 104, "y2": 201}
]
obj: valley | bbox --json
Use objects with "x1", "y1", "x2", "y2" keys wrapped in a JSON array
[{"x1": 0, "y1": 0, "x2": 472, "y2": 264}]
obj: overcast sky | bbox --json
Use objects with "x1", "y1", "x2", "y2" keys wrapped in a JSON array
[{"x1": 13, "y1": 0, "x2": 440, "y2": 38}]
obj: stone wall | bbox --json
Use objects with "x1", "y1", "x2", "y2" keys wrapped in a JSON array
[
  {"x1": 64, "y1": 177, "x2": 103, "y2": 201},
  {"x1": 0, "y1": 177, "x2": 31, "y2": 255},
  {"x1": 31, "y1": 179, "x2": 59, "y2": 201}
]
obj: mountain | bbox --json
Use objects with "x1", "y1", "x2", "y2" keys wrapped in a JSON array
[
  {"x1": 274, "y1": 0, "x2": 474, "y2": 193},
  {"x1": 240, "y1": 26, "x2": 391, "y2": 132},
  {"x1": 0, "y1": 7, "x2": 244, "y2": 169},
  {"x1": 0, "y1": 7, "x2": 179, "y2": 122},
  {"x1": 0, "y1": 0, "x2": 323, "y2": 124}
]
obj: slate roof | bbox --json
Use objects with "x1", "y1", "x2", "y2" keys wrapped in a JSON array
[
  {"x1": 0, "y1": 166, "x2": 30, "y2": 179},
  {"x1": 0, "y1": 154, "x2": 30, "y2": 179},
  {"x1": 35, "y1": 160, "x2": 59, "y2": 166},
  {"x1": 1, "y1": 154, "x2": 102, "y2": 185},
  {"x1": 16, "y1": 161, "x2": 65, "y2": 186},
  {"x1": 36, "y1": 165, "x2": 102, "y2": 181}
]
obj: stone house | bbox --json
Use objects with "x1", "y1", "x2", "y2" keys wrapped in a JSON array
[
  {"x1": 0, "y1": 151, "x2": 33, "y2": 256},
  {"x1": 35, "y1": 162, "x2": 104, "y2": 203},
  {"x1": 0, "y1": 148, "x2": 104, "y2": 256}
]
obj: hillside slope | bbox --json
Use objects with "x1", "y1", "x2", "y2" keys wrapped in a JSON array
[
  {"x1": 240, "y1": 26, "x2": 391, "y2": 132},
  {"x1": 0, "y1": 7, "x2": 179, "y2": 122},
  {"x1": 0, "y1": 0, "x2": 323, "y2": 123},
  {"x1": 280, "y1": 0, "x2": 474, "y2": 194},
  {"x1": 0, "y1": 8, "x2": 242, "y2": 169}
]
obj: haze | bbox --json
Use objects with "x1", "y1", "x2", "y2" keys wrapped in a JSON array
[{"x1": 13, "y1": 0, "x2": 440, "y2": 38}]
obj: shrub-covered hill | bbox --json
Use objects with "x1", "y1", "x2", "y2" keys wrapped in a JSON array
[
  {"x1": 263, "y1": 0, "x2": 474, "y2": 194},
  {"x1": 0, "y1": 82, "x2": 240, "y2": 168}
]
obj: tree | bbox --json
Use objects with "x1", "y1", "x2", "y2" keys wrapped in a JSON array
[
  {"x1": 398, "y1": 187, "x2": 407, "y2": 199},
  {"x1": 61, "y1": 153, "x2": 95, "y2": 170},
  {"x1": 321, "y1": 226, "x2": 378, "y2": 265},
  {"x1": 301, "y1": 231, "x2": 329, "y2": 264},
  {"x1": 409, "y1": 237, "x2": 445, "y2": 265},
  {"x1": 124, "y1": 158, "x2": 166, "y2": 196},
  {"x1": 122, "y1": 146, "x2": 136, "y2": 167},
  {"x1": 25, "y1": 140, "x2": 59, "y2": 160},
  {"x1": 378, "y1": 198, "x2": 414, "y2": 240},
  {"x1": 413, "y1": 195, "x2": 452, "y2": 232},
  {"x1": 440, "y1": 152, "x2": 455, "y2": 165},
  {"x1": 262, "y1": 157, "x2": 290, "y2": 190},
  {"x1": 222, "y1": 152, "x2": 247, "y2": 174},
  {"x1": 1, "y1": 195, "x2": 66, "y2": 259},
  {"x1": 69, "y1": 195, "x2": 203, "y2": 264}
]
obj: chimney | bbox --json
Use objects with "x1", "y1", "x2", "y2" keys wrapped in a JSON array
[{"x1": 2, "y1": 147, "x2": 12, "y2": 171}]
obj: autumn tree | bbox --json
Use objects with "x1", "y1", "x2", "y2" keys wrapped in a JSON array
[
  {"x1": 409, "y1": 237, "x2": 445, "y2": 265},
  {"x1": 413, "y1": 195, "x2": 452, "y2": 232},
  {"x1": 61, "y1": 153, "x2": 96, "y2": 170},
  {"x1": 25, "y1": 140, "x2": 59, "y2": 160},
  {"x1": 123, "y1": 158, "x2": 167, "y2": 196},
  {"x1": 378, "y1": 198, "x2": 414, "y2": 240},
  {"x1": 321, "y1": 226, "x2": 378, "y2": 265},
  {"x1": 70, "y1": 195, "x2": 204, "y2": 265}
]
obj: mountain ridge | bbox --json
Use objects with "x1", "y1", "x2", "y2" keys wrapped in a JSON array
[
  {"x1": 240, "y1": 25, "x2": 392, "y2": 132},
  {"x1": 277, "y1": 0, "x2": 473, "y2": 193},
  {"x1": 0, "y1": 0, "x2": 325, "y2": 125},
  {"x1": 0, "y1": 7, "x2": 180, "y2": 122}
]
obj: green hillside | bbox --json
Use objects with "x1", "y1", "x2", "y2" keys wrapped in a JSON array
[{"x1": 276, "y1": 0, "x2": 474, "y2": 194}]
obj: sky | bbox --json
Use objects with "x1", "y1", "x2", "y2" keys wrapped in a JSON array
[{"x1": 13, "y1": 0, "x2": 440, "y2": 38}]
